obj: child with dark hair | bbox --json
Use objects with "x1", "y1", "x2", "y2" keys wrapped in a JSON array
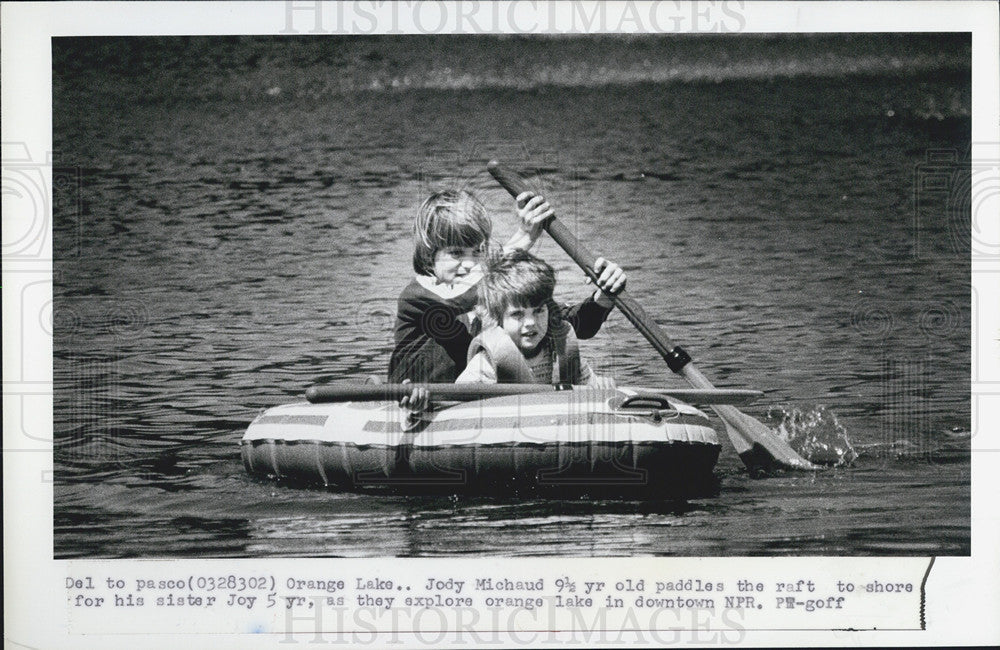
[{"x1": 456, "y1": 250, "x2": 618, "y2": 387}]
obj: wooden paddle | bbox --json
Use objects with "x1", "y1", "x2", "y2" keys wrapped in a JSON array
[
  {"x1": 487, "y1": 160, "x2": 818, "y2": 473},
  {"x1": 306, "y1": 382, "x2": 763, "y2": 406}
]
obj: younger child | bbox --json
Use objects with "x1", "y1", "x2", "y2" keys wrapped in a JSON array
[
  {"x1": 456, "y1": 250, "x2": 619, "y2": 387},
  {"x1": 389, "y1": 189, "x2": 625, "y2": 386}
]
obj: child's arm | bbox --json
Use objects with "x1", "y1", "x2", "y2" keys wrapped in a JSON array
[
  {"x1": 560, "y1": 257, "x2": 628, "y2": 339},
  {"x1": 503, "y1": 192, "x2": 553, "y2": 252},
  {"x1": 587, "y1": 257, "x2": 627, "y2": 308},
  {"x1": 455, "y1": 351, "x2": 498, "y2": 383}
]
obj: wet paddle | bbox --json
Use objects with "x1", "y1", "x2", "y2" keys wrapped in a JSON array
[
  {"x1": 487, "y1": 160, "x2": 818, "y2": 473},
  {"x1": 306, "y1": 383, "x2": 763, "y2": 406}
]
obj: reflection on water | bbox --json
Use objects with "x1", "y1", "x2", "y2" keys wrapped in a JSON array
[{"x1": 53, "y1": 35, "x2": 970, "y2": 557}]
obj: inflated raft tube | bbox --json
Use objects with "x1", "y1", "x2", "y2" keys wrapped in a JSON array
[{"x1": 241, "y1": 389, "x2": 722, "y2": 497}]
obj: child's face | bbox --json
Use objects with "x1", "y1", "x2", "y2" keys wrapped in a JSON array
[
  {"x1": 501, "y1": 302, "x2": 549, "y2": 353},
  {"x1": 432, "y1": 246, "x2": 482, "y2": 284}
]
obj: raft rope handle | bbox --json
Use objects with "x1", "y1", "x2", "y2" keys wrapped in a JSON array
[
  {"x1": 617, "y1": 394, "x2": 674, "y2": 411},
  {"x1": 600, "y1": 394, "x2": 682, "y2": 423}
]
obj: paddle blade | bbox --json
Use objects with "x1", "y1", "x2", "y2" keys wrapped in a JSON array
[
  {"x1": 679, "y1": 365, "x2": 819, "y2": 473},
  {"x1": 713, "y1": 404, "x2": 820, "y2": 474}
]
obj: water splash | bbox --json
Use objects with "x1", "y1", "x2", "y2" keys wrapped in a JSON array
[{"x1": 767, "y1": 406, "x2": 858, "y2": 467}]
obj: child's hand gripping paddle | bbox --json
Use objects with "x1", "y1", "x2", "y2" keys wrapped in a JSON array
[{"x1": 487, "y1": 160, "x2": 818, "y2": 474}]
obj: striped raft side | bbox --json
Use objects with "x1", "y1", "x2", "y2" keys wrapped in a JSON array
[{"x1": 241, "y1": 390, "x2": 721, "y2": 495}]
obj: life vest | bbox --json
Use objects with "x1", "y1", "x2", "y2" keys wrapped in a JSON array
[{"x1": 465, "y1": 320, "x2": 582, "y2": 384}]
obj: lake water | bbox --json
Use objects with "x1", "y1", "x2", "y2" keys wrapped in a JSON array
[{"x1": 52, "y1": 35, "x2": 970, "y2": 557}]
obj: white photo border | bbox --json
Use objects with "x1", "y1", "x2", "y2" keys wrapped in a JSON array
[{"x1": 3, "y1": 1, "x2": 998, "y2": 647}]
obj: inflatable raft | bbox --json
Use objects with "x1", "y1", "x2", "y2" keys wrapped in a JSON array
[{"x1": 241, "y1": 388, "x2": 722, "y2": 497}]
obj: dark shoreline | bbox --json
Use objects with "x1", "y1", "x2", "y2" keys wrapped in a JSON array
[{"x1": 54, "y1": 33, "x2": 970, "y2": 102}]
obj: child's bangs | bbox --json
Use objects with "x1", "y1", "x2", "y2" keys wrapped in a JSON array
[
  {"x1": 419, "y1": 190, "x2": 491, "y2": 250},
  {"x1": 429, "y1": 210, "x2": 489, "y2": 249},
  {"x1": 412, "y1": 189, "x2": 490, "y2": 275},
  {"x1": 481, "y1": 251, "x2": 556, "y2": 321},
  {"x1": 509, "y1": 281, "x2": 551, "y2": 310}
]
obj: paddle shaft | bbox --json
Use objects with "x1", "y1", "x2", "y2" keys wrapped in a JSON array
[
  {"x1": 307, "y1": 383, "x2": 555, "y2": 403},
  {"x1": 488, "y1": 161, "x2": 690, "y2": 373},
  {"x1": 488, "y1": 160, "x2": 819, "y2": 471},
  {"x1": 306, "y1": 383, "x2": 763, "y2": 405}
]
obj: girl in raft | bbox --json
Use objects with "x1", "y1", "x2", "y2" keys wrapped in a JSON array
[
  {"x1": 389, "y1": 188, "x2": 626, "y2": 387},
  {"x1": 455, "y1": 249, "x2": 620, "y2": 386}
]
